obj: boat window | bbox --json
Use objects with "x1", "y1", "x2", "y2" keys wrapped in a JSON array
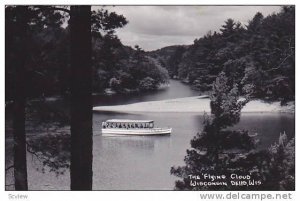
[
  {"x1": 104, "y1": 121, "x2": 155, "y2": 129},
  {"x1": 149, "y1": 123, "x2": 154, "y2": 128}
]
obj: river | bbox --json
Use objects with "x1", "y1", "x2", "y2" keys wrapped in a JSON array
[{"x1": 6, "y1": 80, "x2": 295, "y2": 190}]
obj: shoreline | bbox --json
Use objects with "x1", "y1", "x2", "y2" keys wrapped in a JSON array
[{"x1": 93, "y1": 96, "x2": 295, "y2": 114}]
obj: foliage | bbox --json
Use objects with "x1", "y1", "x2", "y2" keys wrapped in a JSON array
[
  {"x1": 148, "y1": 45, "x2": 187, "y2": 78},
  {"x1": 171, "y1": 72, "x2": 255, "y2": 190},
  {"x1": 109, "y1": 77, "x2": 122, "y2": 92},
  {"x1": 232, "y1": 133, "x2": 295, "y2": 191},
  {"x1": 91, "y1": 8, "x2": 128, "y2": 35},
  {"x1": 5, "y1": 6, "x2": 68, "y2": 99},
  {"x1": 92, "y1": 40, "x2": 169, "y2": 93},
  {"x1": 27, "y1": 133, "x2": 70, "y2": 176},
  {"x1": 149, "y1": 6, "x2": 294, "y2": 103},
  {"x1": 210, "y1": 72, "x2": 249, "y2": 128},
  {"x1": 263, "y1": 133, "x2": 295, "y2": 190},
  {"x1": 139, "y1": 77, "x2": 157, "y2": 91}
]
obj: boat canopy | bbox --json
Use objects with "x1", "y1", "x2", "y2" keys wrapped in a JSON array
[{"x1": 105, "y1": 119, "x2": 154, "y2": 123}]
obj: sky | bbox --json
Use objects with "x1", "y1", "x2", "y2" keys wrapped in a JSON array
[{"x1": 101, "y1": 6, "x2": 282, "y2": 51}]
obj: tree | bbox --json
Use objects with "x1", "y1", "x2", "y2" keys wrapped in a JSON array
[
  {"x1": 261, "y1": 133, "x2": 295, "y2": 190},
  {"x1": 166, "y1": 46, "x2": 186, "y2": 77},
  {"x1": 139, "y1": 77, "x2": 156, "y2": 91},
  {"x1": 220, "y1": 18, "x2": 235, "y2": 39},
  {"x1": 11, "y1": 6, "x2": 29, "y2": 191},
  {"x1": 171, "y1": 72, "x2": 255, "y2": 190},
  {"x1": 6, "y1": 5, "x2": 68, "y2": 190},
  {"x1": 69, "y1": 6, "x2": 93, "y2": 190},
  {"x1": 69, "y1": 5, "x2": 127, "y2": 190},
  {"x1": 247, "y1": 12, "x2": 264, "y2": 34}
]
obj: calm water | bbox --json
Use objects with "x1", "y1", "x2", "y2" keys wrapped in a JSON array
[{"x1": 7, "y1": 80, "x2": 295, "y2": 190}]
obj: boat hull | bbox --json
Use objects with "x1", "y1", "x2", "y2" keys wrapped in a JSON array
[{"x1": 101, "y1": 128, "x2": 172, "y2": 136}]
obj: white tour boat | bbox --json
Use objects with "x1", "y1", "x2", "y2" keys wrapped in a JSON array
[{"x1": 101, "y1": 119, "x2": 172, "y2": 136}]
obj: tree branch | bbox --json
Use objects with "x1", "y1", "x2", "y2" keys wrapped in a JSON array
[
  {"x1": 5, "y1": 165, "x2": 14, "y2": 172},
  {"x1": 26, "y1": 142, "x2": 43, "y2": 163},
  {"x1": 266, "y1": 53, "x2": 294, "y2": 72}
]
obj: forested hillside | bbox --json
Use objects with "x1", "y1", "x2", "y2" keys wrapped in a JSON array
[
  {"x1": 147, "y1": 45, "x2": 188, "y2": 78},
  {"x1": 148, "y1": 6, "x2": 295, "y2": 103},
  {"x1": 92, "y1": 39, "x2": 169, "y2": 94}
]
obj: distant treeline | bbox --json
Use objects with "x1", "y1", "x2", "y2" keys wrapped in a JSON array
[{"x1": 148, "y1": 6, "x2": 294, "y2": 103}]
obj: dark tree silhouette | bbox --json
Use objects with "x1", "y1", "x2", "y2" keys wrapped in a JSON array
[
  {"x1": 69, "y1": 6, "x2": 93, "y2": 190},
  {"x1": 12, "y1": 6, "x2": 28, "y2": 190},
  {"x1": 6, "y1": 5, "x2": 66, "y2": 190}
]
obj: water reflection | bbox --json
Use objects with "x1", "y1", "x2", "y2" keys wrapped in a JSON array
[
  {"x1": 102, "y1": 136, "x2": 156, "y2": 149},
  {"x1": 236, "y1": 113, "x2": 295, "y2": 149},
  {"x1": 92, "y1": 80, "x2": 199, "y2": 106}
]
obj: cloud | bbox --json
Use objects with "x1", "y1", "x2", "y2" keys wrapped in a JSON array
[{"x1": 102, "y1": 6, "x2": 282, "y2": 51}]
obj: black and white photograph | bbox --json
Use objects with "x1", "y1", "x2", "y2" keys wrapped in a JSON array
[{"x1": 4, "y1": 3, "x2": 295, "y2": 195}]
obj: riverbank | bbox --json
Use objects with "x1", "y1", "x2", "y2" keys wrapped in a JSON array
[{"x1": 93, "y1": 96, "x2": 295, "y2": 113}]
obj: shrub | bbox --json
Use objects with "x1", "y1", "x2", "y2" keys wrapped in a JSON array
[{"x1": 139, "y1": 77, "x2": 157, "y2": 91}]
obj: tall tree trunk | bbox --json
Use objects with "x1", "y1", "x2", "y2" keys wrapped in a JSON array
[
  {"x1": 13, "y1": 6, "x2": 28, "y2": 191},
  {"x1": 70, "y1": 6, "x2": 93, "y2": 190}
]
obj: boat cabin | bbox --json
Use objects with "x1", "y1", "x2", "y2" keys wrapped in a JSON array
[{"x1": 102, "y1": 119, "x2": 154, "y2": 129}]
